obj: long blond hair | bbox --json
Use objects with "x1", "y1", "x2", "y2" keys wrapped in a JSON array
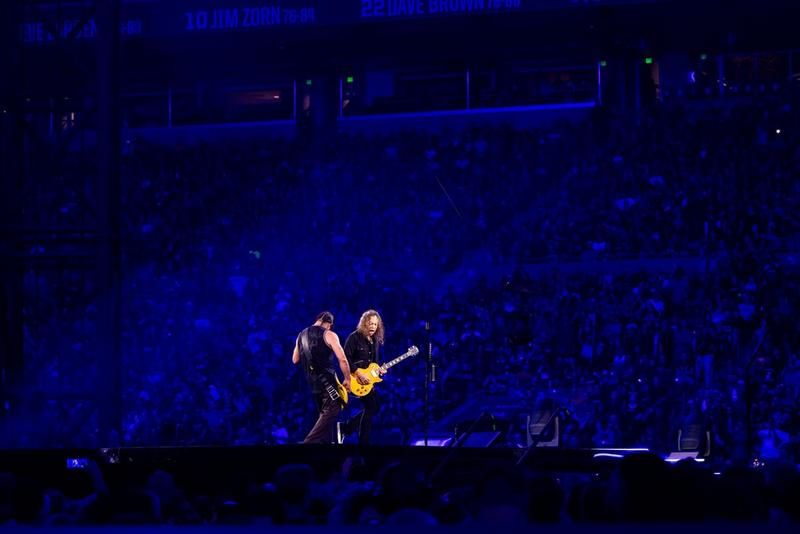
[{"x1": 356, "y1": 309, "x2": 385, "y2": 345}]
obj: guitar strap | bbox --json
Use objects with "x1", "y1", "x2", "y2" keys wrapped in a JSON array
[{"x1": 299, "y1": 330, "x2": 314, "y2": 378}]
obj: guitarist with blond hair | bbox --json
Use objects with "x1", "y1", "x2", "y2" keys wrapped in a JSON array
[{"x1": 339, "y1": 309, "x2": 385, "y2": 445}]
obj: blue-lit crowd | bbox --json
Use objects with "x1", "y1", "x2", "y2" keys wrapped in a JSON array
[{"x1": 7, "y1": 99, "x2": 799, "y2": 525}]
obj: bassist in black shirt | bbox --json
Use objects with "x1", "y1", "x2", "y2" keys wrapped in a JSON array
[{"x1": 293, "y1": 311, "x2": 351, "y2": 444}]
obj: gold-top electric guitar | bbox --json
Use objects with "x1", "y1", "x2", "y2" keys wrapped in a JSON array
[{"x1": 349, "y1": 345, "x2": 419, "y2": 397}]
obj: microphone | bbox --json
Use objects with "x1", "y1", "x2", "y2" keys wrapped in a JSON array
[{"x1": 425, "y1": 320, "x2": 433, "y2": 362}]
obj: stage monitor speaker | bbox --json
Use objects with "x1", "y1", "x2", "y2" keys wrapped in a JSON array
[
  {"x1": 527, "y1": 411, "x2": 560, "y2": 447},
  {"x1": 677, "y1": 425, "x2": 711, "y2": 457}
]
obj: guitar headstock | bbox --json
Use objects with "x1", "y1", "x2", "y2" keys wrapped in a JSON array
[{"x1": 408, "y1": 345, "x2": 419, "y2": 357}]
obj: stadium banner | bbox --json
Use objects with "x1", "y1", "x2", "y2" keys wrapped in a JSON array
[{"x1": 19, "y1": 0, "x2": 655, "y2": 44}]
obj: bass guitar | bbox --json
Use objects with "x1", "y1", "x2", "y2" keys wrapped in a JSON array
[
  {"x1": 349, "y1": 345, "x2": 419, "y2": 397},
  {"x1": 322, "y1": 374, "x2": 349, "y2": 407}
]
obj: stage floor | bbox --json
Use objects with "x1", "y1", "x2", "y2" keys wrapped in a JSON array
[{"x1": 0, "y1": 444, "x2": 653, "y2": 491}]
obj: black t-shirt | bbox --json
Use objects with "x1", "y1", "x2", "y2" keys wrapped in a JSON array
[{"x1": 344, "y1": 331, "x2": 379, "y2": 370}]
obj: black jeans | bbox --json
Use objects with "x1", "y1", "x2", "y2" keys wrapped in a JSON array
[
  {"x1": 303, "y1": 377, "x2": 342, "y2": 444},
  {"x1": 343, "y1": 389, "x2": 380, "y2": 445}
]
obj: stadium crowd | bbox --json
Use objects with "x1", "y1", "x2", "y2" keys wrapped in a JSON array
[{"x1": 11, "y1": 100, "x2": 800, "y2": 472}]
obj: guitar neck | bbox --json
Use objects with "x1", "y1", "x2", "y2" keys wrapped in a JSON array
[{"x1": 380, "y1": 352, "x2": 413, "y2": 371}]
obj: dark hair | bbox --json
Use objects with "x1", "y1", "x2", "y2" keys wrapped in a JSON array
[{"x1": 315, "y1": 311, "x2": 335, "y2": 325}]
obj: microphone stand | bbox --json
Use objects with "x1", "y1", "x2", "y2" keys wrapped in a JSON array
[
  {"x1": 745, "y1": 324, "x2": 766, "y2": 463},
  {"x1": 423, "y1": 321, "x2": 434, "y2": 446}
]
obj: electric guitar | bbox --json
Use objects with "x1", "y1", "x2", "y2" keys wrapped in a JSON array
[
  {"x1": 323, "y1": 375, "x2": 349, "y2": 407},
  {"x1": 349, "y1": 345, "x2": 419, "y2": 397}
]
